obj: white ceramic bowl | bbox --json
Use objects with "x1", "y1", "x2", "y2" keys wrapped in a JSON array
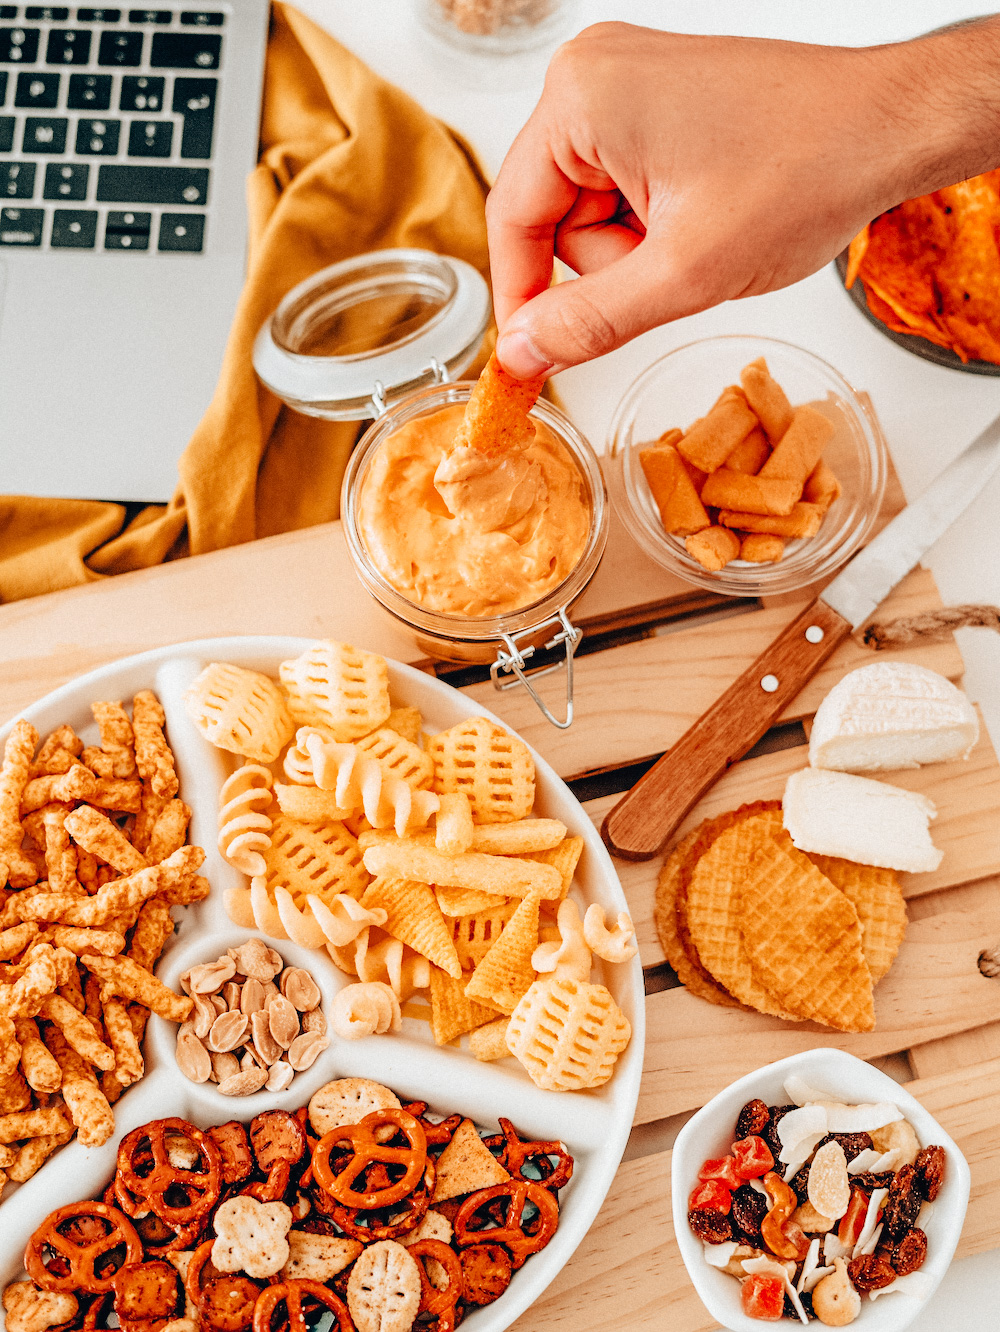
[
  {"x1": 0, "y1": 637, "x2": 644, "y2": 1332},
  {"x1": 671, "y1": 1048, "x2": 970, "y2": 1332}
]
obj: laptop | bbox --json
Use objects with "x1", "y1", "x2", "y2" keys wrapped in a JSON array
[{"x1": 0, "y1": 2, "x2": 270, "y2": 501}]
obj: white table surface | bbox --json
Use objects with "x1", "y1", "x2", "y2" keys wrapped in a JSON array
[{"x1": 294, "y1": 1, "x2": 1000, "y2": 1327}]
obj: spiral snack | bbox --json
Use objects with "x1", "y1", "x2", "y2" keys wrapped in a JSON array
[
  {"x1": 279, "y1": 640, "x2": 391, "y2": 741},
  {"x1": 217, "y1": 764, "x2": 275, "y2": 877},
  {"x1": 287, "y1": 730, "x2": 439, "y2": 838},
  {"x1": 224, "y1": 881, "x2": 386, "y2": 953},
  {"x1": 330, "y1": 982, "x2": 401, "y2": 1040},
  {"x1": 184, "y1": 663, "x2": 294, "y2": 763},
  {"x1": 327, "y1": 928, "x2": 431, "y2": 1000}
]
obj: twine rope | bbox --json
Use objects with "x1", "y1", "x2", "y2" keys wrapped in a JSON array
[{"x1": 863, "y1": 604, "x2": 1000, "y2": 650}]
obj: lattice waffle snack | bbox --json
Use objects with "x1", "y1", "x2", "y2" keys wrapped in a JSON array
[
  {"x1": 192, "y1": 640, "x2": 634, "y2": 1090},
  {"x1": 185, "y1": 662, "x2": 294, "y2": 763},
  {"x1": 655, "y1": 795, "x2": 908, "y2": 1032},
  {"x1": 0, "y1": 697, "x2": 202, "y2": 1195}
]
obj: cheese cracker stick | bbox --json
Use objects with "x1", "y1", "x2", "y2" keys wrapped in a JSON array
[
  {"x1": 7, "y1": 1126, "x2": 74, "y2": 1183},
  {"x1": 0, "y1": 1014, "x2": 19, "y2": 1079},
  {"x1": 83, "y1": 701, "x2": 138, "y2": 780},
  {"x1": 0, "y1": 1105, "x2": 69, "y2": 1144},
  {"x1": 759, "y1": 404, "x2": 835, "y2": 487},
  {"x1": 677, "y1": 385, "x2": 758, "y2": 472},
  {"x1": 0, "y1": 922, "x2": 38, "y2": 961},
  {"x1": 146, "y1": 798, "x2": 192, "y2": 865},
  {"x1": 718, "y1": 503, "x2": 824, "y2": 539},
  {"x1": 362, "y1": 842, "x2": 561, "y2": 900},
  {"x1": 0, "y1": 947, "x2": 57, "y2": 1017},
  {"x1": 14, "y1": 1016, "x2": 62, "y2": 1092},
  {"x1": 81, "y1": 953, "x2": 193, "y2": 1023},
  {"x1": 699, "y1": 469, "x2": 802, "y2": 516},
  {"x1": 0, "y1": 719, "x2": 40, "y2": 888},
  {"x1": 42, "y1": 807, "x2": 84, "y2": 896},
  {"x1": 803, "y1": 458, "x2": 843, "y2": 514},
  {"x1": 86, "y1": 779, "x2": 143, "y2": 813},
  {"x1": 101, "y1": 991, "x2": 144, "y2": 1087},
  {"x1": 739, "y1": 357, "x2": 794, "y2": 442},
  {"x1": 639, "y1": 443, "x2": 710, "y2": 535},
  {"x1": 132, "y1": 689, "x2": 179, "y2": 799},
  {"x1": 38, "y1": 993, "x2": 115, "y2": 1070},
  {"x1": 31, "y1": 725, "x2": 83, "y2": 777},
  {"x1": 48, "y1": 926, "x2": 126, "y2": 957},
  {"x1": 44, "y1": 1025, "x2": 114, "y2": 1147},
  {"x1": 20, "y1": 765, "x2": 97, "y2": 815},
  {"x1": 128, "y1": 899, "x2": 175, "y2": 971},
  {"x1": 64, "y1": 805, "x2": 147, "y2": 875}
]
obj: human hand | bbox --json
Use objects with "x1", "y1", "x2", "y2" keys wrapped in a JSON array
[{"x1": 487, "y1": 19, "x2": 1000, "y2": 378}]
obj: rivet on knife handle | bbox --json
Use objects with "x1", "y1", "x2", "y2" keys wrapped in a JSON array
[{"x1": 600, "y1": 598, "x2": 852, "y2": 861}]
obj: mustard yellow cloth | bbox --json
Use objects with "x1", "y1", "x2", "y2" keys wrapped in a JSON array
[{"x1": 0, "y1": 3, "x2": 492, "y2": 603}]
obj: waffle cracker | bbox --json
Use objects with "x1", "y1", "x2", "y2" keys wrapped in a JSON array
[
  {"x1": 674, "y1": 802, "x2": 782, "y2": 1006},
  {"x1": 279, "y1": 640, "x2": 390, "y2": 742},
  {"x1": 808, "y1": 854, "x2": 907, "y2": 983},
  {"x1": 451, "y1": 902, "x2": 516, "y2": 970},
  {"x1": 431, "y1": 1119, "x2": 510, "y2": 1201},
  {"x1": 428, "y1": 717, "x2": 534, "y2": 824},
  {"x1": 464, "y1": 890, "x2": 541, "y2": 1014},
  {"x1": 254, "y1": 813, "x2": 369, "y2": 908},
  {"x1": 361, "y1": 878, "x2": 462, "y2": 978},
  {"x1": 685, "y1": 810, "x2": 801, "y2": 1019},
  {"x1": 506, "y1": 976, "x2": 631, "y2": 1092},
  {"x1": 523, "y1": 835, "x2": 583, "y2": 900},
  {"x1": 428, "y1": 966, "x2": 500, "y2": 1045},
  {"x1": 740, "y1": 840, "x2": 874, "y2": 1032},
  {"x1": 184, "y1": 663, "x2": 293, "y2": 763},
  {"x1": 654, "y1": 829, "x2": 744, "y2": 1009},
  {"x1": 357, "y1": 728, "x2": 433, "y2": 792}
]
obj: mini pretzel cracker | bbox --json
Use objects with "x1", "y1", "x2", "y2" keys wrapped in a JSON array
[
  {"x1": 347, "y1": 1239, "x2": 422, "y2": 1332},
  {"x1": 739, "y1": 357, "x2": 794, "y2": 442},
  {"x1": 211, "y1": 1196, "x2": 292, "y2": 1279},
  {"x1": 452, "y1": 351, "x2": 546, "y2": 458}
]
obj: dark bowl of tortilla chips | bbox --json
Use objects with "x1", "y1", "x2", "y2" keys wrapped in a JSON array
[{"x1": 836, "y1": 169, "x2": 1000, "y2": 377}]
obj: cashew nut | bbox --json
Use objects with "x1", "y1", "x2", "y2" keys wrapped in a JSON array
[
  {"x1": 531, "y1": 899, "x2": 592, "y2": 981},
  {"x1": 811, "y1": 1257, "x2": 861, "y2": 1326},
  {"x1": 583, "y1": 904, "x2": 638, "y2": 963}
]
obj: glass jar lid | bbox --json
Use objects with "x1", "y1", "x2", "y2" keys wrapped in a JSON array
[{"x1": 252, "y1": 248, "x2": 491, "y2": 420}]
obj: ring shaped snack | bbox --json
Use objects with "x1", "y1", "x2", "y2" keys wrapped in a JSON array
[
  {"x1": 25, "y1": 1202, "x2": 144, "y2": 1294},
  {"x1": 409, "y1": 1238, "x2": 464, "y2": 1331},
  {"x1": 453, "y1": 1181, "x2": 560, "y2": 1269},
  {"x1": 115, "y1": 1118, "x2": 224, "y2": 1230},
  {"x1": 315, "y1": 1162, "x2": 435, "y2": 1242},
  {"x1": 252, "y1": 1280, "x2": 354, "y2": 1332},
  {"x1": 198, "y1": 1275, "x2": 263, "y2": 1332},
  {"x1": 458, "y1": 1243, "x2": 514, "y2": 1307},
  {"x1": 483, "y1": 1118, "x2": 574, "y2": 1191},
  {"x1": 312, "y1": 1108, "x2": 427, "y2": 1209}
]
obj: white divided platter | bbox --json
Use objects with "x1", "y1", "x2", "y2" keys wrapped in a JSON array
[{"x1": 0, "y1": 636, "x2": 644, "y2": 1332}]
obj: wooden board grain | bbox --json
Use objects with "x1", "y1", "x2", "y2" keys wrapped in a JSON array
[{"x1": 514, "y1": 1057, "x2": 1000, "y2": 1332}]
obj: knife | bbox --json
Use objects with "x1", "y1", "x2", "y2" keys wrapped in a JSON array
[{"x1": 601, "y1": 409, "x2": 1000, "y2": 861}]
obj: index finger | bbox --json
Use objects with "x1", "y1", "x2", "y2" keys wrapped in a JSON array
[{"x1": 486, "y1": 117, "x2": 581, "y2": 331}]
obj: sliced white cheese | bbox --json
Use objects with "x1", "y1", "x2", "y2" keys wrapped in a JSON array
[
  {"x1": 851, "y1": 1188, "x2": 889, "y2": 1259},
  {"x1": 868, "y1": 1271, "x2": 934, "y2": 1302},
  {"x1": 809, "y1": 661, "x2": 978, "y2": 773},
  {"x1": 703, "y1": 1240, "x2": 739, "y2": 1268},
  {"x1": 777, "y1": 1104, "x2": 828, "y2": 1163},
  {"x1": 742, "y1": 1256, "x2": 809, "y2": 1325},
  {"x1": 782, "y1": 768, "x2": 943, "y2": 872}
]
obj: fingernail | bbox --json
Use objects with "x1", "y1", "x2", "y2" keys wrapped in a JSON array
[{"x1": 496, "y1": 330, "x2": 553, "y2": 380}]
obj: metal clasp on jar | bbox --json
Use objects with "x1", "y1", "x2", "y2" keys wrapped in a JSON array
[{"x1": 490, "y1": 607, "x2": 582, "y2": 729}]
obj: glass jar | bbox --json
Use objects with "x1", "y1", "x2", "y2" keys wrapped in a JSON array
[
  {"x1": 416, "y1": 0, "x2": 576, "y2": 54},
  {"x1": 254, "y1": 248, "x2": 607, "y2": 728},
  {"x1": 342, "y1": 382, "x2": 607, "y2": 728}
]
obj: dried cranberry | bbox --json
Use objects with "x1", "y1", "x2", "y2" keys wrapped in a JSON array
[
  {"x1": 880, "y1": 1164, "x2": 923, "y2": 1240},
  {"x1": 817, "y1": 1131, "x2": 873, "y2": 1163},
  {"x1": 883, "y1": 1226, "x2": 928, "y2": 1276},
  {"x1": 789, "y1": 1165, "x2": 811, "y2": 1205},
  {"x1": 734, "y1": 1098, "x2": 771, "y2": 1140},
  {"x1": 913, "y1": 1145, "x2": 946, "y2": 1201},
  {"x1": 848, "y1": 1171, "x2": 895, "y2": 1192},
  {"x1": 848, "y1": 1253, "x2": 896, "y2": 1292},
  {"x1": 687, "y1": 1207, "x2": 733, "y2": 1245},
  {"x1": 731, "y1": 1184, "x2": 767, "y2": 1246},
  {"x1": 761, "y1": 1105, "x2": 795, "y2": 1162}
]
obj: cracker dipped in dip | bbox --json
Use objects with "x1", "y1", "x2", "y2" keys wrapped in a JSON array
[{"x1": 357, "y1": 356, "x2": 591, "y2": 617}]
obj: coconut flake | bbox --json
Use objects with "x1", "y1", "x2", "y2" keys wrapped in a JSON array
[
  {"x1": 822, "y1": 1101, "x2": 903, "y2": 1133},
  {"x1": 851, "y1": 1189, "x2": 888, "y2": 1259},
  {"x1": 749, "y1": 1177, "x2": 769, "y2": 1197},
  {"x1": 803, "y1": 1264, "x2": 835, "y2": 1294},
  {"x1": 777, "y1": 1105, "x2": 828, "y2": 1163},
  {"x1": 796, "y1": 1238, "x2": 821, "y2": 1294},
  {"x1": 857, "y1": 1222, "x2": 883, "y2": 1257},
  {"x1": 822, "y1": 1232, "x2": 852, "y2": 1263},
  {"x1": 868, "y1": 1271, "x2": 934, "y2": 1302},
  {"x1": 846, "y1": 1149, "x2": 881, "y2": 1174},
  {"x1": 703, "y1": 1241, "x2": 739, "y2": 1268},
  {"x1": 784, "y1": 1075, "x2": 834, "y2": 1106},
  {"x1": 743, "y1": 1256, "x2": 809, "y2": 1325}
]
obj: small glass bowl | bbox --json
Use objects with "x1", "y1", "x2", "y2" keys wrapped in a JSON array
[
  {"x1": 415, "y1": 0, "x2": 576, "y2": 54},
  {"x1": 341, "y1": 381, "x2": 608, "y2": 667},
  {"x1": 607, "y1": 335, "x2": 889, "y2": 597}
]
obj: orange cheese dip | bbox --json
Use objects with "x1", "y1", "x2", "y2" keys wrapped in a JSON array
[{"x1": 357, "y1": 403, "x2": 590, "y2": 617}]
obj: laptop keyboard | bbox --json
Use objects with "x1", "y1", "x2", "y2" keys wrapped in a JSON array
[{"x1": 0, "y1": 7, "x2": 226, "y2": 252}]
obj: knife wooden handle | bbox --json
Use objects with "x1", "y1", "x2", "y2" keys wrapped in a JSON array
[{"x1": 601, "y1": 597, "x2": 852, "y2": 861}]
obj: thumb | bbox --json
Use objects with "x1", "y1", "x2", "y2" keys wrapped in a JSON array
[{"x1": 495, "y1": 236, "x2": 699, "y2": 377}]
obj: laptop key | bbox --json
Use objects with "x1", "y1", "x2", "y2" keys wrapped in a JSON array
[
  {"x1": 150, "y1": 32, "x2": 220, "y2": 69},
  {"x1": 15, "y1": 72, "x2": 61, "y2": 108},
  {"x1": 67, "y1": 73, "x2": 113, "y2": 110},
  {"x1": 78, "y1": 10, "x2": 123, "y2": 21},
  {"x1": 0, "y1": 206, "x2": 42, "y2": 244},
  {"x1": 128, "y1": 9, "x2": 170, "y2": 22},
  {"x1": 76, "y1": 117, "x2": 120, "y2": 155},
  {"x1": 105, "y1": 208, "x2": 150, "y2": 249},
  {"x1": 1, "y1": 30, "x2": 41, "y2": 65},
  {"x1": 0, "y1": 162, "x2": 35, "y2": 197},
  {"x1": 0, "y1": 117, "x2": 12, "y2": 153},
  {"x1": 128, "y1": 119, "x2": 172, "y2": 157},
  {"x1": 0, "y1": 72, "x2": 7, "y2": 102},
  {"x1": 44, "y1": 161, "x2": 89, "y2": 199},
  {"x1": 159, "y1": 210, "x2": 204, "y2": 252},
  {"x1": 24, "y1": 117, "x2": 68, "y2": 153},
  {"x1": 51, "y1": 208, "x2": 97, "y2": 248},
  {"x1": 120, "y1": 74, "x2": 164, "y2": 112},
  {"x1": 0, "y1": 6, "x2": 16, "y2": 16},
  {"x1": 181, "y1": 11, "x2": 224, "y2": 24},
  {"x1": 26, "y1": 7, "x2": 69, "y2": 18},
  {"x1": 96, "y1": 163, "x2": 209, "y2": 205},
  {"x1": 46, "y1": 29, "x2": 93, "y2": 66},
  {"x1": 98, "y1": 30, "x2": 142, "y2": 66},
  {"x1": 173, "y1": 76, "x2": 216, "y2": 158}
]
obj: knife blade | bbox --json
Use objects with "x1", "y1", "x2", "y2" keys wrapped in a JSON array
[{"x1": 601, "y1": 408, "x2": 1000, "y2": 861}]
